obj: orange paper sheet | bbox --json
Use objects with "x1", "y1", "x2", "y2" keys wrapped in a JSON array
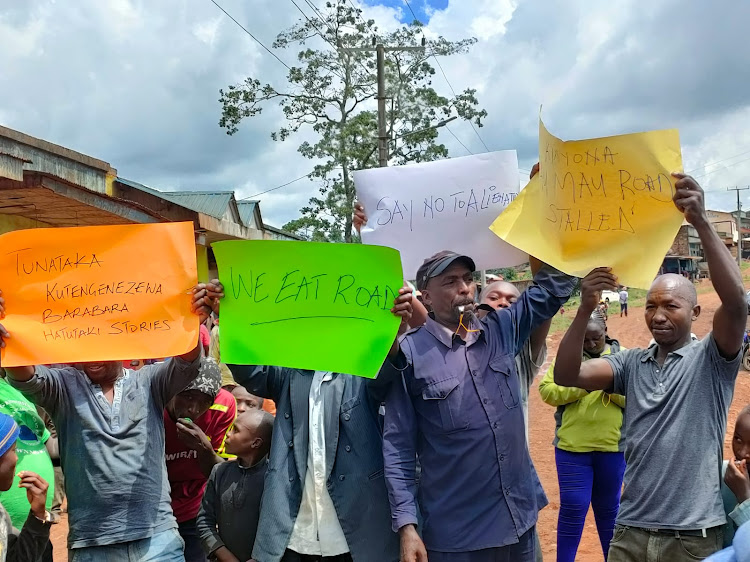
[{"x1": 0, "y1": 222, "x2": 199, "y2": 367}]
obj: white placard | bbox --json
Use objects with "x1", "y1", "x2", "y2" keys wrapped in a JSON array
[{"x1": 353, "y1": 151, "x2": 528, "y2": 280}]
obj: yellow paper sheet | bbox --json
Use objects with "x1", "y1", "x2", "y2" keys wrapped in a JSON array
[{"x1": 490, "y1": 119, "x2": 684, "y2": 289}]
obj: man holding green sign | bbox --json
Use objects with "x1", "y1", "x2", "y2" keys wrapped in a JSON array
[{"x1": 205, "y1": 240, "x2": 413, "y2": 562}]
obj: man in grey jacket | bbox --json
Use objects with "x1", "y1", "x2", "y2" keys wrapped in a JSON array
[{"x1": 205, "y1": 279, "x2": 412, "y2": 562}]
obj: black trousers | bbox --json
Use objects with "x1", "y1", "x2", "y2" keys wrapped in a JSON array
[
  {"x1": 178, "y1": 518, "x2": 208, "y2": 562},
  {"x1": 281, "y1": 550, "x2": 353, "y2": 562}
]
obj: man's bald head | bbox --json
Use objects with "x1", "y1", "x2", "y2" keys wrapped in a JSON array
[
  {"x1": 480, "y1": 280, "x2": 521, "y2": 310},
  {"x1": 649, "y1": 274, "x2": 698, "y2": 307},
  {"x1": 646, "y1": 273, "x2": 700, "y2": 351}
]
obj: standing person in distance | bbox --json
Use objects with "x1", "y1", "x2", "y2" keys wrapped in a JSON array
[
  {"x1": 618, "y1": 288, "x2": 628, "y2": 318},
  {"x1": 198, "y1": 408, "x2": 274, "y2": 562},
  {"x1": 0, "y1": 411, "x2": 54, "y2": 562}
]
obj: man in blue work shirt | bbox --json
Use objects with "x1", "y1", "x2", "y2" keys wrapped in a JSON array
[{"x1": 381, "y1": 251, "x2": 576, "y2": 562}]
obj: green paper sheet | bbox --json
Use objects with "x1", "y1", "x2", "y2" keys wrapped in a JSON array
[{"x1": 213, "y1": 240, "x2": 404, "y2": 378}]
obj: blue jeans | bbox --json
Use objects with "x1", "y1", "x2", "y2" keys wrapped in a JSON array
[
  {"x1": 427, "y1": 527, "x2": 536, "y2": 561},
  {"x1": 555, "y1": 449, "x2": 626, "y2": 562},
  {"x1": 69, "y1": 528, "x2": 185, "y2": 562}
]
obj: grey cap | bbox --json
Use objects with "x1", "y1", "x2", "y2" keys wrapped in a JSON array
[
  {"x1": 183, "y1": 356, "x2": 222, "y2": 398},
  {"x1": 416, "y1": 250, "x2": 476, "y2": 291}
]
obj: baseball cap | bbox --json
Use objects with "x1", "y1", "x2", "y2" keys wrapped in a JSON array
[
  {"x1": 182, "y1": 357, "x2": 222, "y2": 399},
  {"x1": 416, "y1": 251, "x2": 476, "y2": 291}
]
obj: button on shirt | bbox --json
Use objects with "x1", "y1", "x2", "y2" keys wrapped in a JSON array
[
  {"x1": 382, "y1": 267, "x2": 576, "y2": 553},
  {"x1": 287, "y1": 371, "x2": 349, "y2": 556},
  {"x1": 10, "y1": 357, "x2": 201, "y2": 549}
]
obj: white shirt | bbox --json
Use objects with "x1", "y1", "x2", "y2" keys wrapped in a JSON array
[{"x1": 287, "y1": 371, "x2": 349, "y2": 556}]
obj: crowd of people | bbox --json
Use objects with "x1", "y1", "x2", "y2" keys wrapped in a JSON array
[{"x1": 0, "y1": 166, "x2": 746, "y2": 562}]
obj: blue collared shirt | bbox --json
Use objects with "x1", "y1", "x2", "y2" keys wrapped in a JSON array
[
  {"x1": 381, "y1": 266, "x2": 576, "y2": 552},
  {"x1": 10, "y1": 356, "x2": 201, "y2": 549}
]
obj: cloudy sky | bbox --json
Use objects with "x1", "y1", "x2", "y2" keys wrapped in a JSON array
[{"x1": 2, "y1": 0, "x2": 750, "y2": 228}]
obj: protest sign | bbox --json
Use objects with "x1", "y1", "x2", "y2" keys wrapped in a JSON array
[
  {"x1": 213, "y1": 240, "x2": 402, "y2": 378},
  {"x1": 353, "y1": 151, "x2": 528, "y2": 279},
  {"x1": 490, "y1": 119, "x2": 683, "y2": 289},
  {"x1": 0, "y1": 222, "x2": 199, "y2": 367}
]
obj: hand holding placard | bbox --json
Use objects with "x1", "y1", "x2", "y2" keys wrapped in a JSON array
[
  {"x1": 354, "y1": 151, "x2": 528, "y2": 279},
  {"x1": 490, "y1": 119, "x2": 684, "y2": 289},
  {"x1": 212, "y1": 240, "x2": 406, "y2": 378},
  {"x1": 0, "y1": 222, "x2": 199, "y2": 367}
]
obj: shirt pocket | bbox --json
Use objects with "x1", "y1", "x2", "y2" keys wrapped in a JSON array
[
  {"x1": 122, "y1": 388, "x2": 147, "y2": 423},
  {"x1": 421, "y1": 377, "x2": 468, "y2": 433},
  {"x1": 489, "y1": 355, "x2": 519, "y2": 409}
]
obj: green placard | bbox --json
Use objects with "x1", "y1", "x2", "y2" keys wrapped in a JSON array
[{"x1": 213, "y1": 240, "x2": 403, "y2": 378}]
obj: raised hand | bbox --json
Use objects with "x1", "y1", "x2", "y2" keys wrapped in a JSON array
[
  {"x1": 353, "y1": 202, "x2": 368, "y2": 235},
  {"x1": 391, "y1": 286, "x2": 414, "y2": 336},
  {"x1": 725, "y1": 458, "x2": 750, "y2": 503},
  {"x1": 202, "y1": 279, "x2": 225, "y2": 317},
  {"x1": 672, "y1": 173, "x2": 707, "y2": 227},
  {"x1": 580, "y1": 268, "x2": 618, "y2": 314}
]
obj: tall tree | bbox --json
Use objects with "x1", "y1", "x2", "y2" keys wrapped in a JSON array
[{"x1": 219, "y1": 0, "x2": 487, "y2": 242}]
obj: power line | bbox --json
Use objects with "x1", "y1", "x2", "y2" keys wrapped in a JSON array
[
  {"x1": 208, "y1": 0, "x2": 291, "y2": 70},
  {"x1": 302, "y1": 0, "x2": 373, "y2": 78},
  {"x1": 694, "y1": 154, "x2": 750, "y2": 180},
  {"x1": 289, "y1": 0, "x2": 339, "y2": 50},
  {"x1": 687, "y1": 149, "x2": 750, "y2": 175},
  {"x1": 402, "y1": 0, "x2": 491, "y2": 153},
  {"x1": 446, "y1": 125, "x2": 473, "y2": 155},
  {"x1": 402, "y1": 0, "x2": 422, "y2": 26},
  {"x1": 303, "y1": 0, "x2": 332, "y2": 30},
  {"x1": 240, "y1": 172, "x2": 315, "y2": 200}
]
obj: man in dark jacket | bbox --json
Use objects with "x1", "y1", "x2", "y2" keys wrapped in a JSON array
[{"x1": 205, "y1": 279, "x2": 412, "y2": 562}]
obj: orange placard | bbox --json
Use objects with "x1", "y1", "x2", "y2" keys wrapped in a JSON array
[{"x1": 0, "y1": 222, "x2": 199, "y2": 367}]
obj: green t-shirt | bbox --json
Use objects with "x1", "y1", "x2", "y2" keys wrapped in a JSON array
[{"x1": 0, "y1": 378, "x2": 54, "y2": 528}]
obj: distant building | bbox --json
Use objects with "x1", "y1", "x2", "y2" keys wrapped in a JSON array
[
  {"x1": 667, "y1": 220, "x2": 703, "y2": 259},
  {"x1": 706, "y1": 209, "x2": 739, "y2": 258}
]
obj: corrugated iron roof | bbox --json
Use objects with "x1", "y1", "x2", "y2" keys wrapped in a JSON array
[
  {"x1": 117, "y1": 178, "x2": 234, "y2": 220},
  {"x1": 236, "y1": 200, "x2": 259, "y2": 225},
  {"x1": 154, "y1": 191, "x2": 234, "y2": 220}
]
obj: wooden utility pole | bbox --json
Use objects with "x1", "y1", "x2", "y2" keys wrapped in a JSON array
[
  {"x1": 727, "y1": 186, "x2": 749, "y2": 265},
  {"x1": 340, "y1": 43, "x2": 424, "y2": 167}
]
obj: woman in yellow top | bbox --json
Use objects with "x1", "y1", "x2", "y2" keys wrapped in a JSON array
[{"x1": 539, "y1": 312, "x2": 625, "y2": 562}]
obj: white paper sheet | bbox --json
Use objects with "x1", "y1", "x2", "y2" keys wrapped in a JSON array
[{"x1": 353, "y1": 151, "x2": 528, "y2": 279}]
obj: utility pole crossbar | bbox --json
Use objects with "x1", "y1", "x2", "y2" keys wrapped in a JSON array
[{"x1": 340, "y1": 44, "x2": 425, "y2": 167}]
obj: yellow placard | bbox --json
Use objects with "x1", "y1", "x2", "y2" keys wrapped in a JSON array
[
  {"x1": 0, "y1": 222, "x2": 199, "y2": 367},
  {"x1": 490, "y1": 119, "x2": 684, "y2": 289}
]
